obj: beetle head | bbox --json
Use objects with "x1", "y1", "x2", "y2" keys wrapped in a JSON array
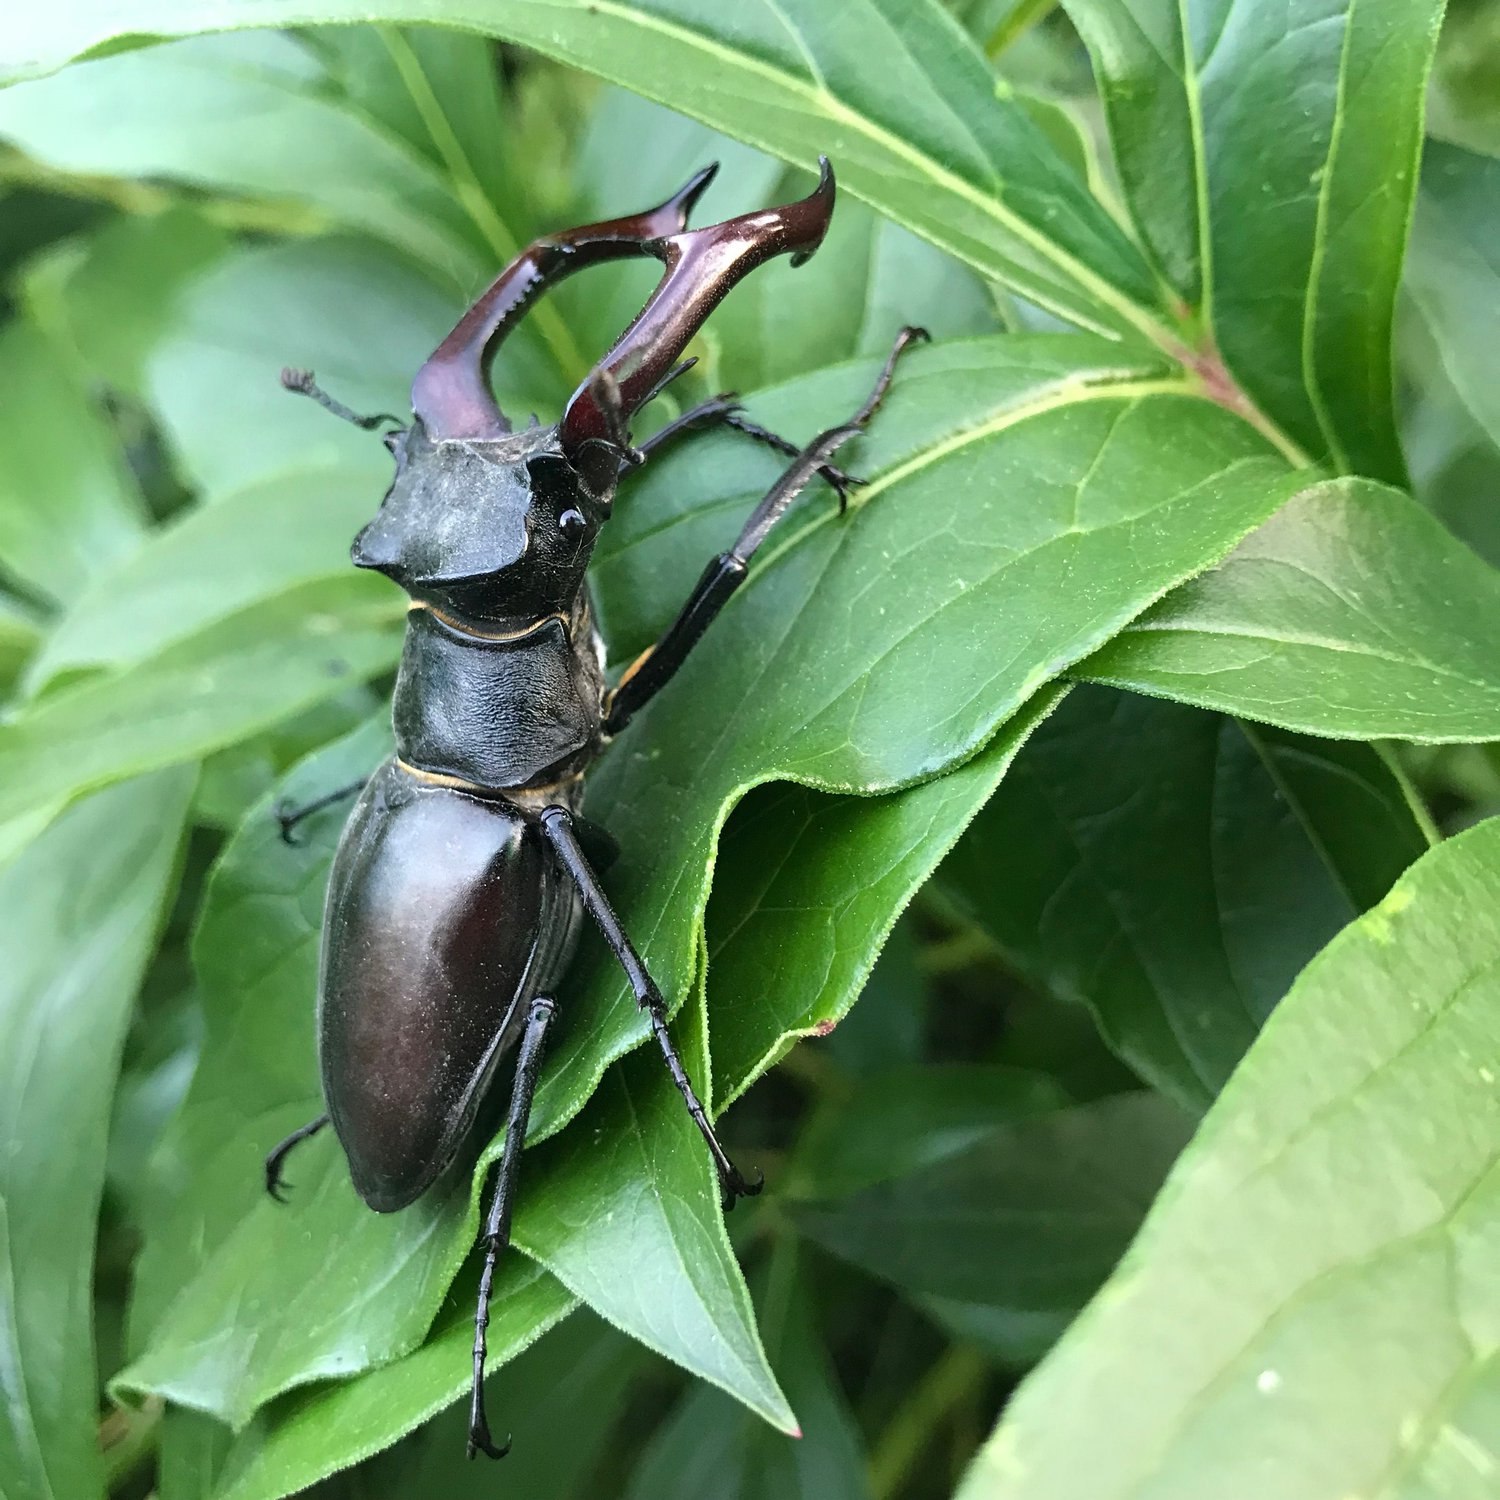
[
  {"x1": 352, "y1": 421, "x2": 612, "y2": 622},
  {"x1": 353, "y1": 161, "x2": 837, "y2": 622}
]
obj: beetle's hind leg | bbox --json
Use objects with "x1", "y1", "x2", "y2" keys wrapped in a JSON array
[
  {"x1": 469, "y1": 994, "x2": 558, "y2": 1461},
  {"x1": 274, "y1": 778, "x2": 368, "y2": 845},
  {"x1": 264, "y1": 1113, "x2": 329, "y2": 1201},
  {"x1": 538, "y1": 807, "x2": 760, "y2": 1211}
]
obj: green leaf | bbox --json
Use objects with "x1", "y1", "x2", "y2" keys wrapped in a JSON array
[
  {"x1": 512, "y1": 995, "x2": 796, "y2": 1434},
  {"x1": 1079, "y1": 476, "x2": 1500, "y2": 742},
  {"x1": 788, "y1": 1064, "x2": 1070, "y2": 1201},
  {"x1": 0, "y1": 573, "x2": 403, "y2": 825},
  {"x1": 24, "y1": 468, "x2": 393, "y2": 694},
  {"x1": 939, "y1": 686, "x2": 1429, "y2": 1107},
  {"x1": 0, "y1": 770, "x2": 194, "y2": 1500},
  {"x1": 0, "y1": 0, "x2": 1170, "y2": 343},
  {"x1": 703, "y1": 697, "x2": 1064, "y2": 1108},
  {"x1": 144, "y1": 237, "x2": 464, "y2": 498},
  {"x1": 0, "y1": 34, "x2": 488, "y2": 283},
  {"x1": 1407, "y1": 139, "x2": 1500, "y2": 452},
  {"x1": 1426, "y1": 1, "x2": 1500, "y2": 159},
  {"x1": 1063, "y1": 0, "x2": 1441, "y2": 480},
  {"x1": 0, "y1": 318, "x2": 147, "y2": 605},
  {"x1": 20, "y1": 205, "x2": 229, "y2": 398},
  {"x1": 157, "y1": 1409, "x2": 231, "y2": 1500},
  {"x1": 623, "y1": 1245, "x2": 871, "y2": 1500},
  {"x1": 795, "y1": 1092, "x2": 1192, "y2": 1366},
  {"x1": 0, "y1": 594, "x2": 40, "y2": 691},
  {"x1": 541, "y1": 336, "x2": 1294, "y2": 1145},
  {"x1": 310, "y1": 24, "x2": 512, "y2": 211},
  {"x1": 317, "y1": 1308, "x2": 641, "y2": 1500},
  {"x1": 122, "y1": 338, "x2": 1294, "y2": 1437},
  {"x1": 959, "y1": 814, "x2": 1500, "y2": 1499},
  {"x1": 210, "y1": 1266, "x2": 577, "y2": 1500}
]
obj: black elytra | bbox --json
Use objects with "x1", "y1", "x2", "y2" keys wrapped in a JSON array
[{"x1": 266, "y1": 156, "x2": 927, "y2": 1460}]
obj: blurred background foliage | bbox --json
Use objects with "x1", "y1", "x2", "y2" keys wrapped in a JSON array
[{"x1": 2, "y1": 1, "x2": 1500, "y2": 1498}]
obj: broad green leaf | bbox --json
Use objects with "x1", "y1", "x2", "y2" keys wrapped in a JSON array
[
  {"x1": 511, "y1": 996, "x2": 795, "y2": 1433},
  {"x1": 1426, "y1": 0, "x2": 1500, "y2": 159},
  {"x1": 120, "y1": 719, "x2": 394, "y2": 1355},
  {"x1": 0, "y1": 573, "x2": 403, "y2": 826},
  {"x1": 817, "y1": 914, "x2": 926, "y2": 1077},
  {"x1": 787, "y1": 1064, "x2": 1070, "y2": 1201},
  {"x1": 1063, "y1": 0, "x2": 1441, "y2": 480},
  {"x1": 795, "y1": 1092, "x2": 1192, "y2": 1366},
  {"x1": 1407, "y1": 140, "x2": 1500, "y2": 451},
  {"x1": 309, "y1": 24, "x2": 512, "y2": 211},
  {"x1": 939, "y1": 686, "x2": 1429, "y2": 1108},
  {"x1": 210, "y1": 1266, "x2": 576, "y2": 1500},
  {"x1": 703, "y1": 696, "x2": 1064, "y2": 1108},
  {"x1": 25, "y1": 468, "x2": 389, "y2": 694},
  {"x1": 157, "y1": 1410, "x2": 230, "y2": 1500},
  {"x1": 0, "y1": 318, "x2": 147, "y2": 605},
  {"x1": 0, "y1": 0, "x2": 1172, "y2": 343},
  {"x1": 0, "y1": 770, "x2": 193, "y2": 1500},
  {"x1": 1080, "y1": 477, "x2": 1500, "y2": 742},
  {"x1": 20, "y1": 206, "x2": 228, "y2": 398},
  {"x1": 623, "y1": 1246, "x2": 871, "y2": 1500},
  {"x1": 0, "y1": 34, "x2": 488, "y2": 284},
  {"x1": 143, "y1": 236, "x2": 543, "y2": 498},
  {"x1": 960, "y1": 814, "x2": 1500, "y2": 1500},
  {"x1": 123, "y1": 338, "x2": 1296, "y2": 1434},
  {"x1": 531, "y1": 335, "x2": 1294, "y2": 1152},
  {"x1": 313, "y1": 1309, "x2": 642, "y2": 1500}
]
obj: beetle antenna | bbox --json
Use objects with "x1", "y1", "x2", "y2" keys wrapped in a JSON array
[{"x1": 281, "y1": 368, "x2": 403, "y2": 432}]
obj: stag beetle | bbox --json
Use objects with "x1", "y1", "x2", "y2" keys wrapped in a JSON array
[{"x1": 265, "y1": 157, "x2": 924, "y2": 1459}]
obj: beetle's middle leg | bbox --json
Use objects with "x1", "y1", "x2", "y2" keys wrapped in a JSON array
[
  {"x1": 468, "y1": 993, "x2": 557, "y2": 1461},
  {"x1": 537, "y1": 806, "x2": 759, "y2": 1210},
  {"x1": 264, "y1": 1113, "x2": 329, "y2": 1201},
  {"x1": 605, "y1": 326, "x2": 927, "y2": 738}
]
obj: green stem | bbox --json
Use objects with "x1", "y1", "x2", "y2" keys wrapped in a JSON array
[
  {"x1": 868, "y1": 1345, "x2": 989, "y2": 1500},
  {"x1": 1374, "y1": 741, "x2": 1443, "y2": 849},
  {"x1": 985, "y1": 0, "x2": 1058, "y2": 59},
  {"x1": 0, "y1": 152, "x2": 329, "y2": 236},
  {"x1": 375, "y1": 27, "x2": 590, "y2": 385}
]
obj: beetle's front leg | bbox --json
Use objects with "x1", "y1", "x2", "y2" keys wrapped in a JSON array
[
  {"x1": 604, "y1": 326, "x2": 927, "y2": 737},
  {"x1": 538, "y1": 807, "x2": 759, "y2": 1209},
  {"x1": 630, "y1": 395, "x2": 859, "y2": 505},
  {"x1": 469, "y1": 993, "x2": 557, "y2": 1461},
  {"x1": 273, "y1": 778, "x2": 369, "y2": 845}
]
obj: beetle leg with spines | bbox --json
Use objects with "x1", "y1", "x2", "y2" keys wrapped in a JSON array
[{"x1": 605, "y1": 325, "x2": 928, "y2": 738}]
